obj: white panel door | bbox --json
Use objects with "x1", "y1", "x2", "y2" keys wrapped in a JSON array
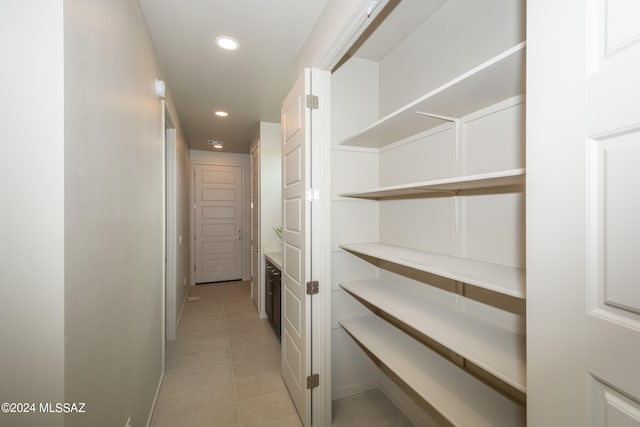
[
  {"x1": 587, "y1": 0, "x2": 640, "y2": 423},
  {"x1": 194, "y1": 164, "x2": 243, "y2": 283},
  {"x1": 281, "y1": 69, "x2": 312, "y2": 426}
]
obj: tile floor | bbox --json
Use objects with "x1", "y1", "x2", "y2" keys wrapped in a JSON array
[
  {"x1": 332, "y1": 390, "x2": 412, "y2": 427},
  {"x1": 151, "y1": 281, "x2": 411, "y2": 427}
]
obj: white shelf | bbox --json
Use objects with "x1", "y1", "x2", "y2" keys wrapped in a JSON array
[
  {"x1": 339, "y1": 278, "x2": 526, "y2": 392},
  {"x1": 339, "y1": 243, "x2": 525, "y2": 299},
  {"x1": 339, "y1": 43, "x2": 526, "y2": 148},
  {"x1": 341, "y1": 168, "x2": 525, "y2": 200},
  {"x1": 340, "y1": 316, "x2": 525, "y2": 427}
]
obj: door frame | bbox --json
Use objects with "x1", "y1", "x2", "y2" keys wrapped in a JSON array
[
  {"x1": 164, "y1": 107, "x2": 178, "y2": 341},
  {"x1": 189, "y1": 152, "x2": 251, "y2": 286},
  {"x1": 292, "y1": 2, "x2": 392, "y2": 424},
  {"x1": 308, "y1": 69, "x2": 332, "y2": 427},
  {"x1": 527, "y1": 0, "x2": 586, "y2": 424},
  {"x1": 249, "y1": 143, "x2": 262, "y2": 314},
  {"x1": 274, "y1": 2, "x2": 415, "y2": 423}
]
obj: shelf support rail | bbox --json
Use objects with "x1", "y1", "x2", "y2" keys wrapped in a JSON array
[
  {"x1": 416, "y1": 112, "x2": 466, "y2": 258},
  {"x1": 415, "y1": 111, "x2": 464, "y2": 167}
]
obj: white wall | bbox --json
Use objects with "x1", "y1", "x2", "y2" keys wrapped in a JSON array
[
  {"x1": 249, "y1": 122, "x2": 282, "y2": 318},
  {"x1": 63, "y1": 0, "x2": 170, "y2": 425},
  {"x1": 296, "y1": 0, "x2": 368, "y2": 71},
  {"x1": 190, "y1": 150, "x2": 252, "y2": 282},
  {"x1": 2, "y1": 1, "x2": 176, "y2": 426},
  {"x1": 258, "y1": 122, "x2": 283, "y2": 254},
  {"x1": 0, "y1": 2, "x2": 65, "y2": 426},
  {"x1": 378, "y1": 0, "x2": 525, "y2": 115}
]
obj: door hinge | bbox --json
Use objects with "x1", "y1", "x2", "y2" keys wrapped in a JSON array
[
  {"x1": 194, "y1": 265, "x2": 197, "y2": 272},
  {"x1": 306, "y1": 281, "x2": 319, "y2": 295},
  {"x1": 305, "y1": 188, "x2": 320, "y2": 203},
  {"x1": 306, "y1": 94, "x2": 319, "y2": 110},
  {"x1": 306, "y1": 374, "x2": 319, "y2": 389}
]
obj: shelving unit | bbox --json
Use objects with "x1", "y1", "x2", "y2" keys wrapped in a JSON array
[
  {"x1": 340, "y1": 168, "x2": 525, "y2": 200},
  {"x1": 339, "y1": 243, "x2": 525, "y2": 299},
  {"x1": 339, "y1": 278, "x2": 525, "y2": 392},
  {"x1": 329, "y1": 3, "x2": 527, "y2": 422},
  {"x1": 340, "y1": 316, "x2": 526, "y2": 427},
  {"x1": 338, "y1": 43, "x2": 525, "y2": 149}
]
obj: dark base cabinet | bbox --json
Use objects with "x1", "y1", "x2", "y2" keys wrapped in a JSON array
[{"x1": 265, "y1": 259, "x2": 281, "y2": 339}]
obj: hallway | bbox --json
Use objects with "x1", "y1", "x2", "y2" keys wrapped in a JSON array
[
  {"x1": 151, "y1": 281, "x2": 412, "y2": 427},
  {"x1": 152, "y1": 281, "x2": 300, "y2": 427}
]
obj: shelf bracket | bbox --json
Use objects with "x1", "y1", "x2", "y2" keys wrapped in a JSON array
[
  {"x1": 454, "y1": 119, "x2": 464, "y2": 165},
  {"x1": 414, "y1": 111, "x2": 458, "y2": 122},
  {"x1": 454, "y1": 281, "x2": 465, "y2": 296},
  {"x1": 414, "y1": 188, "x2": 457, "y2": 196},
  {"x1": 416, "y1": 111, "x2": 464, "y2": 166}
]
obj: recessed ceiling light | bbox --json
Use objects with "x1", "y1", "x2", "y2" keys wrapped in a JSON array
[
  {"x1": 207, "y1": 140, "x2": 224, "y2": 149},
  {"x1": 215, "y1": 36, "x2": 239, "y2": 51},
  {"x1": 214, "y1": 110, "x2": 229, "y2": 117}
]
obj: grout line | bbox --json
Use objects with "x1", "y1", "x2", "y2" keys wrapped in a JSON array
[{"x1": 223, "y1": 286, "x2": 243, "y2": 427}]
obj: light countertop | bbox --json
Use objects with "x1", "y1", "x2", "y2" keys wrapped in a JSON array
[{"x1": 264, "y1": 252, "x2": 282, "y2": 270}]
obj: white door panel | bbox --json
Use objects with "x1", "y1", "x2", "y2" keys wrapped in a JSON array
[
  {"x1": 591, "y1": 380, "x2": 640, "y2": 427},
  {"x1": 587, "y1": 0, "x2": 640, "y2": 422},
  {"x1": 194, "y1": 164, "x2": 243, "y2": 283},
  {"x1": 281, "y1": 69, "x2": 312, "y2": 426},
  {"x1": 281, "y1": 67, "x2": 330, "y2": 427}
]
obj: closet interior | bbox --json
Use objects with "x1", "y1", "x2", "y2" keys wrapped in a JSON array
[{"x1": 329, "y1": 1, "x2": 526, "y2": 425}]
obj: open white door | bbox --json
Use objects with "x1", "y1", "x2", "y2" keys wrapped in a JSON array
[
  {"x1": 528, "y1": 1, "x2": 640, "y2": 425},
  {"x1": 586, "y1": 1, "x2": 640, "y2": 423},
  {"x1": 280, "y1": 68, "x2": 330, "y2": 426},
  {"x1": 281, "y1": 68, "x2": 312, "y2": 426}
]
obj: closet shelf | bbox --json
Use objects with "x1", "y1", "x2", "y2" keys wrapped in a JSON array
[
  {"x1": 340, "y1": 316, "x2": 525, "y2": 427},
  {"x1": 340, "y1": 168, "x2": 525, "y2": 200},
  {"x1": 339, "y1": 243, "x2": 525, "y2": 299},
  {"x1": 339, "y1": 278, "x2": 526, "y2": 392},
  {"x1": 339, "y1": 42, "x2": 526, "y2": 148}
]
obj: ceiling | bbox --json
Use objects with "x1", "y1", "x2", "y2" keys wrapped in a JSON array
[{"x1": 139, "y1": 0, "x2": 329, "y2": 153}]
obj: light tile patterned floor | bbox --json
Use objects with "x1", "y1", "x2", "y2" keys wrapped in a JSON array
[
  {"x1": 151, "y1": 281, "x2": 411, "y2": 427},
  {"x1": 332, "y1": 390, "x2": 413, "y2": 427}
]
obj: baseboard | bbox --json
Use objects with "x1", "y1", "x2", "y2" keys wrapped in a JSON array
[
  {"x1": 176, "y1": 290, "x2": 187, "y2": 327},
  {"x1": 332, "y1": 380, "x2": 378, "y2": 401},
  {"x1": 146, "y1": 371, "x2": 164, "y2": 427}
]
